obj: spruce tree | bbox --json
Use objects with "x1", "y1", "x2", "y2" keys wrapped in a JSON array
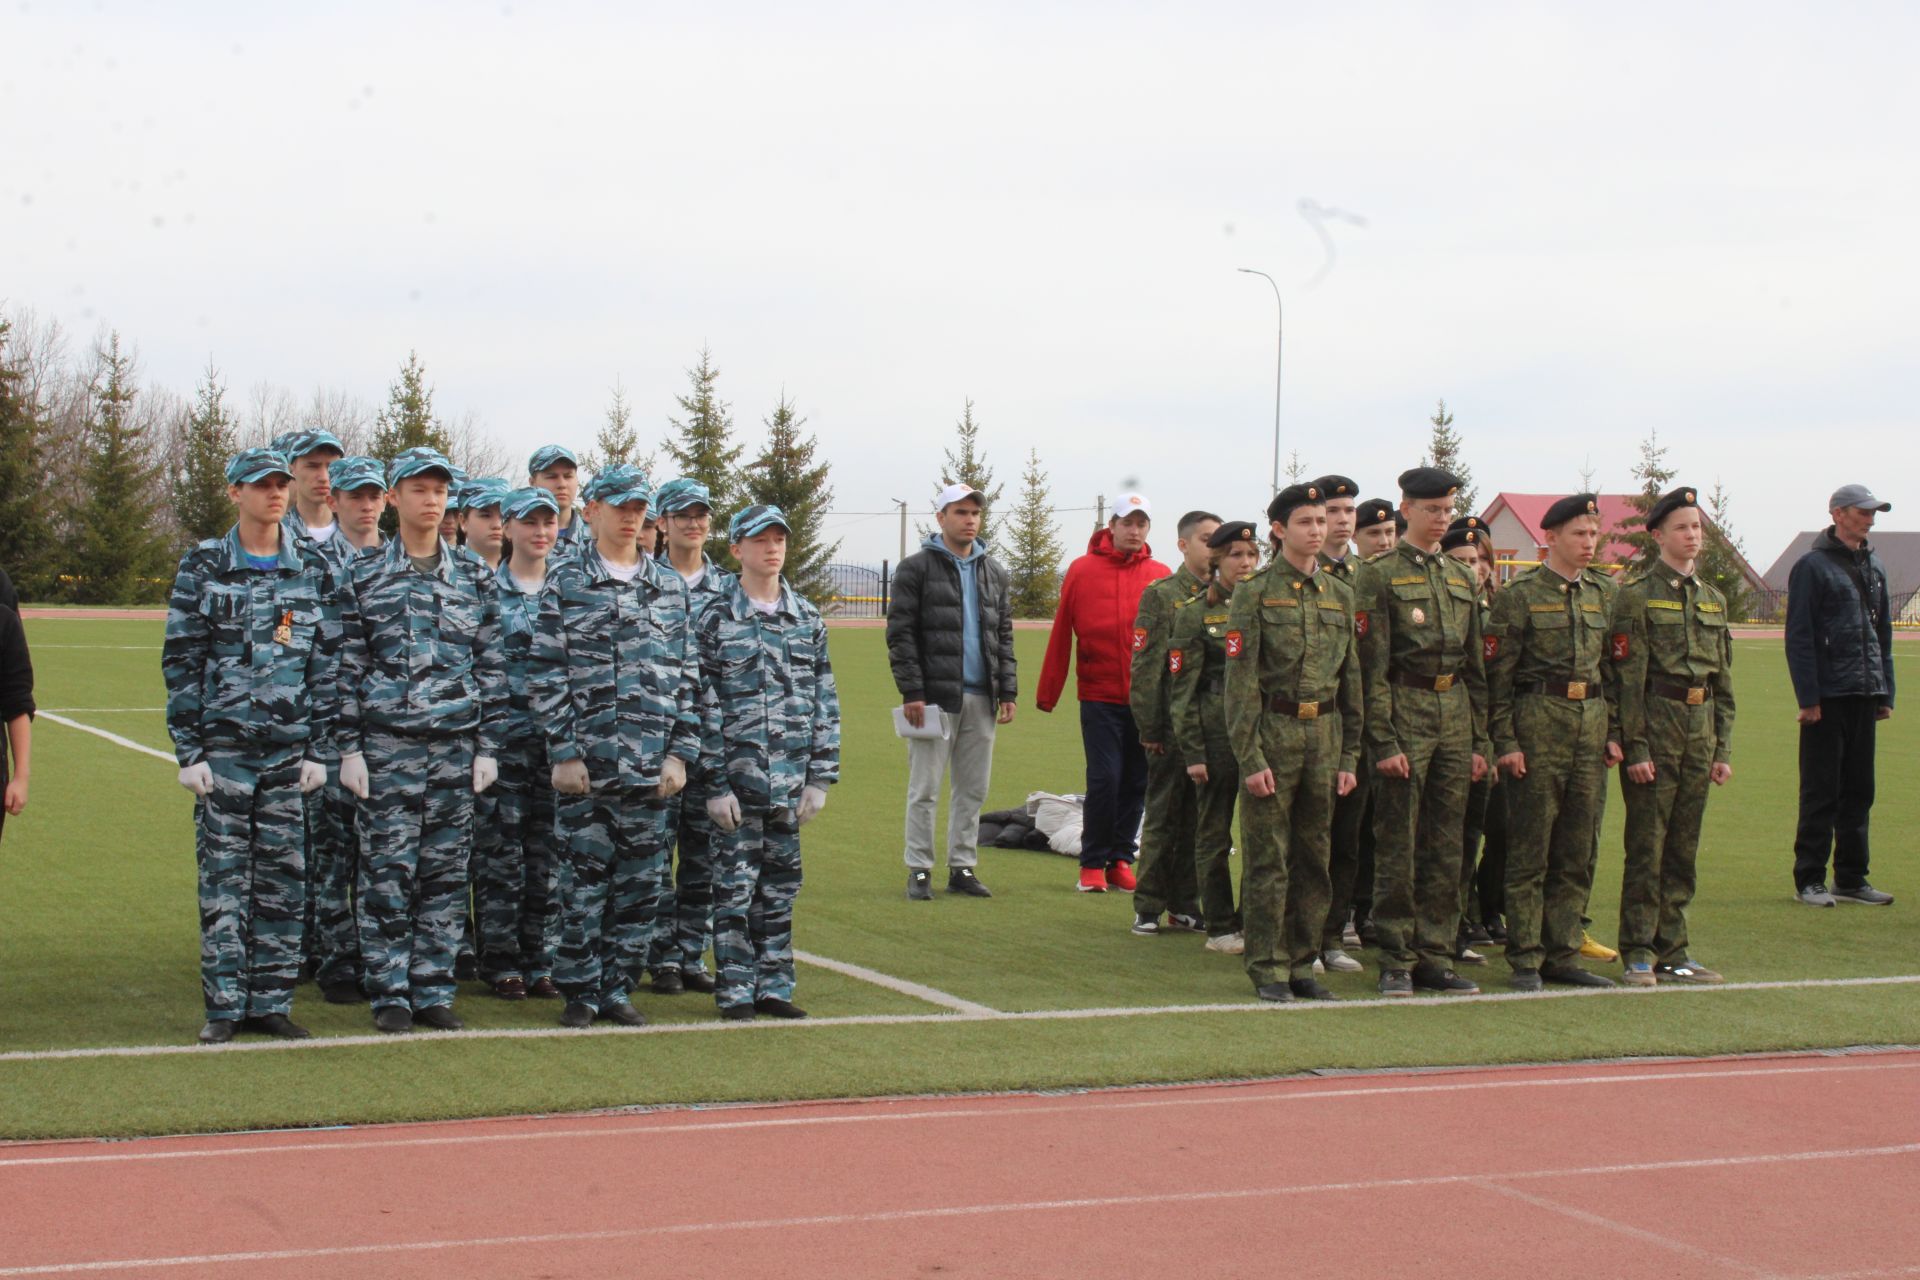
[
  {"x1": 1421, "y1": 398, "x2": 1477, "y2": 516},
  {"x1": 663, "y1": 347, "x2": 743, "y2": 519},
  {"x1": 584, "y1": 378, "x2": 655, "y2": 477},
  {"x1": 1700, "y1": 480, "x2": 1754, "y2": 619},
  {"x1": 0, "y1": 320, "x2": 56, "y2": 598},
  {"x1": 938, "y1": 398, "x2": 1005, "y2": 544},
  {"x1": 745, "y1": 393, "x2": 840, "y2": 603},
  {"x1": 1003, "y1": 448, "x2": 1066, "y2": 618},
  {"x1": 70, "y1": 332, "x2": 171, "y2": 603},
  {"x1": 173, "y1": 360, "x2": 238, "y2": 546},
  {"x1": 369, "y1": 351, "x2": 451, "y2": 460},
  {"x1": 1613, "y1": 428, "x2": 1676, "y2": 568}
]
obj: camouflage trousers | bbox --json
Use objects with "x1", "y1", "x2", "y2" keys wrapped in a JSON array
[
  {"x1": 1618, "y1": 700, "x2": 1718, "y2": 967},
  {"x1": 1238, "y1": 714, "x2": 1338, "y2": 987},
  {"x1": 1322, "y1": 762, "x2": 1372, "y2": 949},
  {"x1": 1502, "y1": 696, "x2": 1608, "y2": 972},
  {"x1": 1371, "y1": 687, "x2": 1475, "y2": 973},
  {"x1": 712, "y1": 805, "x2": 803, "y2": 1012},
  {"x1": 1189, "y1": 706, "x2": 1242, "y2": 936},
  {"x1": 648, "y1": 778, "x2": 717, "y2": 977},
  {"x1": 554, "y1": 785, "x2": 671, "y2": 1013},
  {"x1": 304, "y1": 760, "x2": 362, "y2": 991},
  {"x1": 195, "y1": 745, "x2": 307, "y2": 1021},
  {"x1": 472, "y1": 741, "x2": 561, "y2": 983},
  {"x1": 356, "y1": 730, "x2": 475, "y2": 1013},
  {"x1": 1133, "y1": 748, "x2": 1201, "y2": 920}
]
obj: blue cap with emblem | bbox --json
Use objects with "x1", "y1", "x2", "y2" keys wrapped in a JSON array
[
  {"x1": 728, "y1": 503, "x2": 792, "y2": 542},
  {"x1": 226, "y1": 447, "x2": 293, "y2": 485}
]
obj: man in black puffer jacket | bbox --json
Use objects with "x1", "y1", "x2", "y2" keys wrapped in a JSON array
[
  {"x1": 888, "y1": 485, "x2": 1019, "y2": 900},
  {"x1": 1785, "y1": 484, "x2": 1898, "y2": 907}
]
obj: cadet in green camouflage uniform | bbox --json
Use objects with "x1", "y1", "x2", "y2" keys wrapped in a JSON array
[
  {"x1": 1486, "y1": 495, "x2": 1621, "y2": 989},
  {"x1": 1444, "y1": 516, "x2": 1498, "y2": 962},
  {"x1": 1225, "y1": 486, "x2": 1363, "y2": 1002},
  {"x1": 697, "y1": 505, "x2": 842, "y2": 1020},
  {"x1": 336, "y1": 447, "x2": 508, "y2": 1034},
  {"x1": 1352, "y1": 468, "x2": 1490, "y2": 997},
  {"x1": 530, "y1": 464, "x2": 701, "y2": 1028},
  {"x1": 1313, "y1": 475, "x2": 1369, "y2": 973},
  {"x1": 1128, "y1": 509, "x2": 1218, "y2": 936},
  {"x1": 163, "y1": 448, "x2": 341, "y2": 1044},
  {"x1": 1611, "y1": 486, "x2": 1735, "y2": 986},
  {"x1": 1166, "y1": 520, "x2": 1264, "y2": 950}
]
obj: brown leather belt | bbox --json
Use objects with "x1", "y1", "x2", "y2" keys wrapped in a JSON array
[
  {"x1": 1389, "y1": 671, "x2": 1461, "y2": 693},
  {"x1": 1519, "y1": 679, "x2": 1596, "y2": 701},
  {"x1": 1653, "y1": 680, "x2": 1709, "y2": 706},
  {"x1": 1265, "y1": 694, "x2": 1322, "y2": 719}
]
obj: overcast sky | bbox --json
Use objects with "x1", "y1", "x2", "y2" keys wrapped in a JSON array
[{"x1": 5, "y1": 2, "x2": 1915, "y2": 572}]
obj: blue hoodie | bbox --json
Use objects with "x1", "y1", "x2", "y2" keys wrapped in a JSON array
[{"x1": 926, "y1": 532, "x2": 989, "y2": 694}]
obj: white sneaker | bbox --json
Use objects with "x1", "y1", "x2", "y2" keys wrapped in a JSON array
[
  {"x1": 1320, "y1": 948, "x2": 1363, "y2": 973},
  {"x1": 1204, "y1": 932, "x2": 1245, "y2": 955}
]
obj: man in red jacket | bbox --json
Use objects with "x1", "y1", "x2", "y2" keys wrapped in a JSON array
[{"x1": 1037, "y1": 494, "x2": 1171, "y2": 892}]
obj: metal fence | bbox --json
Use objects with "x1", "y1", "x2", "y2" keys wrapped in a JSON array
[{"x1": 824, "y1": 561, "x2": 890, "y2": 619}]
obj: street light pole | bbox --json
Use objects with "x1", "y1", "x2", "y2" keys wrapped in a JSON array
[
  {"x1": 892, "y1": 499, "x2": 908, "y2": 563},
  {"x1": 1237, "y1": 267, "x2": 1282, "y2": 496}
]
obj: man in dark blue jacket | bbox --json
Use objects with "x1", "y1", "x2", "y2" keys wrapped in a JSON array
[{"x1": 1786, "y1": 484, "x2": 1897, "y2": 907}]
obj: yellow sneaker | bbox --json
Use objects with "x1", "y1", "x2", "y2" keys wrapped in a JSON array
[{"x1": 1579, "y1": 932, "x2": 1620, "y2": 963}]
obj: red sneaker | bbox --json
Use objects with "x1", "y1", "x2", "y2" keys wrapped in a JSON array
[
  {"x1": 1077, "y1": 867, "x2": 1109, "y2": 893},
  {"x1": 1106, "y1": 860, "x2": 1137, "y2": 891}
]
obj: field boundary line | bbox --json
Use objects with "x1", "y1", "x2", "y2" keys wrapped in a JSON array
[
  {"x1": 39, "y1": 713, "x2": 174, "y2": 765},
  {"x1": 2, "y1": 1142, "x2": 1916, "y2": 1273},
  {"x1": 2, "y1": 973, "x2": 1916, "y2": 1065},
  {"x1": 42, "y1": 708, "x2": 166, "y2": 714},
  {"x1": 793, "y1": 950, "x2": 998, "y2": 1015}
]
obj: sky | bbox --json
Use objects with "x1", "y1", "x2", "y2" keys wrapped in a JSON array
[{"x1": 4, "y1": 1, "x2": 1916, "y2": 574}]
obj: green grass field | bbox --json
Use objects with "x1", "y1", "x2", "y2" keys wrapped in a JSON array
[{"x1": 0, "y1": 619, "x2": 1914, "y2": 1140}]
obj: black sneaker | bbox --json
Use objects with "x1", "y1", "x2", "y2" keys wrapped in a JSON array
[
  {"x1": 651, "y1": 968, "x2": 685, "y2": 995},
  {"x1": 947, "y1": 868, "x2": 992, "y2": 897},
  {"x1": 598, "y1": 1001, "x2": 646, "y2": 1026},
  {"x1": 1509, "y1": 967, "x2": 1544, "y2": 992},
  {"x1": 373, "y1": 1006, "x2": 413, "y2": 1034},
  {"x1": 1130, "y1": 913, "x2": 1161, "y2": 937},
  {"x1": 1412, "y1": 966, "x2": 1480, "y2": 995},
  {"x1": 1165, "y1": 912, "x2": 1206, "y2": 933},
  {"x1": 1289, "y1": 977, "x2": 1338, "y2": 1001},
  {"x1": 414, "y1": 1005, "x2": 464, "y2": 1031},
  {"x1": 907, "y1": 870, "x2": 933, "y2": 901},
  {"x1": 754, "y1": 996, "x2": 808, "y2": 1019},
  {"x1": 1541, "y1": 964, "x2": 1616, "y2": 988},
  {"x1": 1833, "y1": 882, "x2": 1894, "y2": 906},
  {"x1": 1254, "y1": 982, "x2": 1294, "y2": 1002},
  {"x1": 241, "y1": 1013, "x2": 312, "y2": 1039},
  {"x1": 197, "y1": 1018, "x2": 237, "y2": 1045},
  {"x1": 1378, "y1": 968, "x2": 1413, "y2": 997},
  {"x1": 560, "y1": 1001, "x2": 596, "y2": 1028},
  {"x1": 680, "y1": 969, "x2": 717, "y2": 994}
]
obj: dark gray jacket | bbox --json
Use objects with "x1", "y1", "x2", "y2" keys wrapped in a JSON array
[
  {"x1": 887, "y1": 537, "x2": 1017, "y2": 714},
  {"x1": 1785, "y1": 527, "x2": 1896, "y2": 708}
]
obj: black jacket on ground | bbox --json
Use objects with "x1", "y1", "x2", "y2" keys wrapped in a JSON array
[
  {"x1": 886, "y1": 540, "x2": 1018, "y2": 715},
  {"x1": 1785, "y1": 527, "x2": 1896, "y2": 709}
]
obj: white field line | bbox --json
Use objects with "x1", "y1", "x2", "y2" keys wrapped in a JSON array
[
  {"x1": 2, "y1": 1058, "x2": 1914, "y2": 1170},
  {"x1": 29, "y1": 645, "x2": 159, "y2": 651},
  {"x1": 1, "y1": 973, "x2": 1916, "y2": 1065},
  {"x1": 41, "y1": 708, "x2": 165, "y2": 714},
  {"x1": 2, "y1": 1142, "x2": 1917, "y2": 1274},
  {"x1": 38, "y1": 713, "x2": 174, "y2": 765},
  {"x1": 793, "y1": 950, "x2": 998, "y2": 1015}
]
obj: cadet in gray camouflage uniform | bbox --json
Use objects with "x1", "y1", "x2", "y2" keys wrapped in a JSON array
[
  {"x1": 530, "y1": 464, "x2": 701, "y2": 1028},
  {"x1": 163, "y1": 448, "x2": 341, "y2": 1044},
  {"x1": 697, "y1": 505, "x2": 842, "y2": 1020},
  {"x1": 271, "y1": 429, "x2": 345, "y2": 550},
  {"x1": 335, "y1": 447, "x2": 507, "y2": 1034}
]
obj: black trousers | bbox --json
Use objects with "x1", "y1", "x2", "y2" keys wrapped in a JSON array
[
  {"x1": 1079, "y1": 701, "x2": 1148, "y2": 869},
  {"x1": 1793, "y1": 696, "x2": 1880, "y2": 891}
]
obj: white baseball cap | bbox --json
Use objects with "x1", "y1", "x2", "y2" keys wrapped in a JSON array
[
  {"x1": 936, "y1": 483, "x2": 986, "y2": 511},
  {"x1": 1110, "y1": 493, "x2": 1152, "y2": 520}
]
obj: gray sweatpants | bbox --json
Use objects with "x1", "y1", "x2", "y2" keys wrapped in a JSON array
[{"x1": 904, "y1": 692, "x2": 999, "y2": 871}]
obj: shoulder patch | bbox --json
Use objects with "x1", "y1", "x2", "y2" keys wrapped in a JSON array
[
  {"x1": 1354, "y1": 610, "x2": 1370, "y2": 638},
  {"x1": 1132, "y1": 626, "x2": 1149, "y2": 652},
  {"x1": 1224, "y1": 630, "x2": 1244, "y2": 658},
  {"x1": 1611, "y1": 632, "x2": 1630, "y2": 661},
  {"x1": 1484, "y1": 635, "x2": 1500, "y2": 661}
]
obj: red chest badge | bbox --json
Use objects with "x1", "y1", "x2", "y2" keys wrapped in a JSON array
[
  {"x1": 1132, "y1": 626, "x2": 1149, "y2": 653},
  {"x1": 1224, "y1": 630, "x2": 1244, "y2": 658},
  {"x1": 1483, "y1": 635, "x2": 1499, "y2": 662},
  {"x1": 1354, "y1": 610, "x2": 1369, "y2": 639},
  {"x1": 1611, "y1": 632, "x2": 1630, "y2": 662},
  {"x1": 1168, "y1": 648, "x2": 1184, "y2": 675}
]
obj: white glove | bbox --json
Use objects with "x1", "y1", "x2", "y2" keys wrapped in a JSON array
[
  {"x1": 797, "y1": 785, "x2": 828, "y2": 827},
  {"x1": 472, "y1": 755, "x2": 499, "y2": 795},
  {"x1": 706, "y1": 792, "x2": 743, "y2": 833},
  {"x1": 339, "y1": 752, "x2": 370, "y2": 800},
  {"x1": 656, "y1": 755, "x2": 687, "y2": 799},
  {"x1": 552, "y1": 758, "x2": 592, "y2": 796},
  {"x1": 178, "y1": 762, "x2": 214, "y2": 797},
  {"x1": 298, "y1": 760, "x2": 328, "y2": 794}
]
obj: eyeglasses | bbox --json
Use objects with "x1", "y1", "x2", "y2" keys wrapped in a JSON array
[
  {"x1": 1410, "y1": 501, "x2": 1453, "y2": 518},
  {"x1": 666, "y1": 510, "x2": 711, "y2": 525}
]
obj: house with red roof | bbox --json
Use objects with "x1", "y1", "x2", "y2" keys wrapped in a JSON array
[{"x1": 1480, "y1": 493, "x2": 1770, "y2": 597}]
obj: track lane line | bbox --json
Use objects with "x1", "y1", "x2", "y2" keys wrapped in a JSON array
[{"x1": 1475, "y1": 1177, "x2": 1782, "y2": 1278}]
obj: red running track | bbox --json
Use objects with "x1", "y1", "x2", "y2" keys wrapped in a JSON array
[{"x1": 3, "y1": 1050, "x2": 1918, "y2": 1278}]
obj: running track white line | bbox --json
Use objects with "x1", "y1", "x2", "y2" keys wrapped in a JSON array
[
  {"x1": 2, "y1": 1142, "x2": 1916, "y2": 1274},
  {"x1": 3, "y1": 1057, "x2": 1915, "y2": 1168},
  {"x1": 2, "y1": 973, "x2": 1915, "y2": 1064},
  {"x1": 792, "y1": 949, "x2": 998, "y2": 1015},
  {"x1": 1475, "y1": 1177, "x2": 1778, "y2": 1277},
  {"x1": 37, "y1": 713, "x2": 174, "y2": 764}
]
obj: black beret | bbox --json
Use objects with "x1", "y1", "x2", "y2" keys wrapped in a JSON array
[
  {"x1": 1207, "y1": 520, "x2": 1258, "y2": 549},
  {"x1": 1266, "y1": 482, "x2": 1327, "y2": 525},
  {"x1": 1541, "y1": 493, "x2": 1601, "y2": 530},
  {"x1": 1647, "y1": 485, "x2": 1700, "y2": 531},
  {"x1": 1447, "y1": 514, "x2": 1486, "y2": 534},
  {"x1": 1440, "y1": 526, "x2": 1484, "y2": 552},
  {"x1": 1397, "y1": 467, "x2": 1461, "y2": 500},
  {"x1": 1354, "y1": 498, "x2": 1394, "y2": 530},
  {"x1": 1312, "y1": 474, "x2": 1358, "y2": 500}
]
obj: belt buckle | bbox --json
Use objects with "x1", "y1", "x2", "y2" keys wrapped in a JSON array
[
  {"x1": 1433, "y1": 674, "x2": 1454, "y2": 692},
  {"x1": 1686, "y1": 686, "x2": 1705, "y2": 706},
  {"x1": 1566, "y1": 681, "x2": 1587, "y2": 700},
  {"x1": 1298, "y1": 701, "x2": 1319, "y2": 720}
]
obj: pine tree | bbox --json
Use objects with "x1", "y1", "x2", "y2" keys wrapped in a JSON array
[
  {"x1": 1421, "y1": 398, "x2": 1477, "y2": 516},
  {"x1": 1612, "y1": 428, "x2": 1676, "y2": 567},
  {"x1": 70, "y1": 332, "x2": 172, "y2": 603},
  {"x1": 583, "y1": 378, "x2": 654, "y2": 477},
  {"x1": 1003, "y1": 448, "x2": 1066, "y2": 618},
  {"x1": 745, "y1": 393, "x2": 840, "y2": 604},
  {"x1": 369, "y1": 351, "x2": 450, "y2": 460},
  {"x1": 173, "y1": 360, "x2": 238, "y2": 546},
  {"x1": 1700, "y1": 480, "x2": 1753, "y2": 620},
  {"x1": 938, "y1": 398, "x2": 1005, "y2": 544},
  {"x1": 0, "y1": 319, "x2": 56, "y2": 599}
]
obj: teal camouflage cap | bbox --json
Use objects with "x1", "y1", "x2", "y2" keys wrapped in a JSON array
[
  {"x1": 502, "y1": 486, "x2": 561, "y2": 521},
  {"x1": 528, "y1": 445, "x2": 578, "y2": 475},
  {"x1": 654, "y1": 477, "x2": 714, "y2": 515},
  {"x1": 729, "y1": 503, "x2": 791, "y2": 541},
  {"x1": 387, "y1": 446, "x2": 458, "y2": 486},
  {"x1": 328, "y1": 454, "x2": 388, "y2": 493},
  {"x1": 457, "y1": 477, "x2": 512, "y2": 513},
  {"x1": 582, "y1": 463, "x2": 653, "y2": 507},
  {"x1": 226, "y1": 447, "x2": 293, "y2": 485},
  {"x1": 270, "y1": 429, "x2": 345, "y2": 461}
]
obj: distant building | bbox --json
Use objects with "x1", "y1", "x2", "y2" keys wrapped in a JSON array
[
  {"x1": 1480, "y1": 492, "x2": 1769, "y2": 596},
  {"x1": 1764, "y1": 530, "x2": 1920, "y2": 623}
]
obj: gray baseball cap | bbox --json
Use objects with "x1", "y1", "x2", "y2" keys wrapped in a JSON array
[{"x1": 1830, "y1": 484, "x2": 1891, "y2": 513}]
